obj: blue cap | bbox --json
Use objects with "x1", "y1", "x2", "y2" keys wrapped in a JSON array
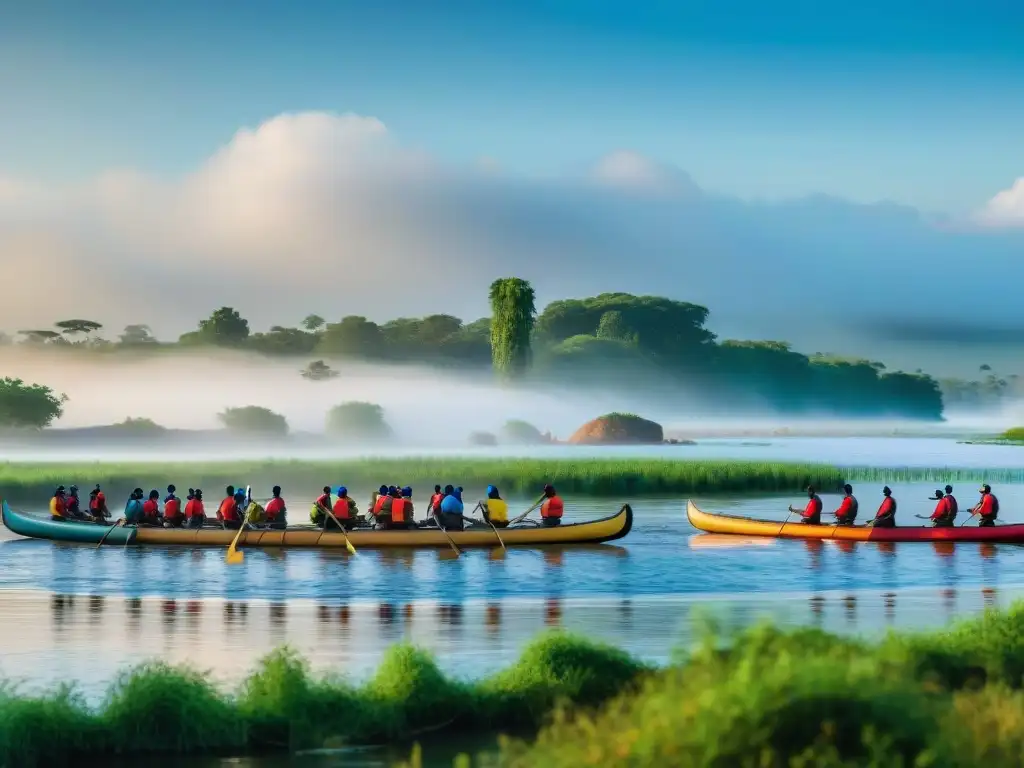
[
  {"x1": 453, "y1": 488, "x2": 463, "y2": 500},
  {"x1": 486, "y1": 485, "x2": 496, "y2": 496},
  {"x1": 402, "y1": 486, "x2": 412, "y2": 497},
  {"x1": 388, "y1": 485, "x2": 397, "y2": 494},
  {"x1": 379, "y1": 485, "x2": 388, "y2": 494},
  {"x1": 337, "y1": 486, "x2": 347, "y2": 496}
]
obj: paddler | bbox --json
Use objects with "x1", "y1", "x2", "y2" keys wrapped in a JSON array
[
  {"x1": 868, "y1": 486, "x2": 897, "y2": 528},
  {"x1": 429, "y1": 485, "x2": 444, "y2": 515},
  {"x1": 833, "y1": 484, "x2": 858, "y2": 526},
  {"x1": 439, "y1": 484, "x2": 465, "y2": 531},
  {"x1": 311, "y1": 486, "x2": 333, "y2": 527},
  {"x1": 141, "y1": 490, "x2": 162, "y2": 526},
  {"x1": 184, "y1": 489, "x2": 206, "y2": 528},
  {"x1": 88, "y1": 484, "x2": 110, "y2": 522},
  {"x1": 971, "y1": 484, "x2": 1000, "y2": 527},
  {"x1": 163, "y1": 485, "x2": 184, "y2": 528},
  {"x1": 329, "y1": 486, "x2": 358, "y2": 530},
  {"x1": 124, "y1": 488, "x2": 144, "y2": 525},
  {"x1": 264, "y1": 485, "x2": 287, "y2": 530},
  {"x1": 370, "y1": 485, "x2": 391, "y2": 528},
  {"x1": 217, "y1": 485, "x2": 243, "y2": 530},
  {"x1": 928, "y1": 489, "x2": 953, "y2": 527},
  {"x1": 944, "y1": 485, "x2": 959, "y2": 523},
  {"x1": 384, "y1": 486, "x2": 413, "y2": 530},
  {"x1": 65, "y1": 485, "x2": 88, "y2": 520},
  {"x1": 789, "y1": 486, "x2": 822, "y2": 525},
  {"x1": 481, "y1": 485, "x2": 509, "y2": 528},
  {"x1": 49, "y1": 486, "x2": 68, "y2": 521},
  {"x1": 540, "y1": 484, "x2": 564, "y2": 527}
]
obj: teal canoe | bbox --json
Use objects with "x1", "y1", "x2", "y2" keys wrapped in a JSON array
[{"x1": 1, "y1": 502, "x2": 134, "y2": 544}]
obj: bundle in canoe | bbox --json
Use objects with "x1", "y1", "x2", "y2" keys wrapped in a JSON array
[
  {"x1": 1, "y1": 501, "x2": 633, "y2": 549},
  {"x1": 686, "y1": 500, "x2": 1024, "y2": 543}
]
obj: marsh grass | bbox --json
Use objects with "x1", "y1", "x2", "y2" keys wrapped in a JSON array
[{"x1": 0, "y1": 458, "x2": 844, "y2": 503}]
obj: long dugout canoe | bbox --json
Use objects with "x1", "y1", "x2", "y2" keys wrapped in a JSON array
[
  {"x1": 686, "y1": 500, "x2": 1024, "y2": 543},
  {"x1": 1, "y1": 501, "x2": 633, "y2": 549}
]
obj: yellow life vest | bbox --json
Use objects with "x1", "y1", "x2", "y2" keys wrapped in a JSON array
[
  {"x1": 485, "y1": 498, "x2": 508, "y2": 524},
  {"x1": 245, "y1": 502, "x2": 266, "y2": 524}
]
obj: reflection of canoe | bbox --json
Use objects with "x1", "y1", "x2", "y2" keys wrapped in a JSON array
[
  {"x1": 687, "y1": 533, "x2": 776, "y2": 549},
  {"x1": 1, "y1": 502, "x2": 632, "y2": 549},
  {"x1": 687, "y1": 500, "x2": 1024, "y2": 543}
]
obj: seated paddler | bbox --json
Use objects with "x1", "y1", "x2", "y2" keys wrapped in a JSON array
[
  {"x1": 49, "y1": 486, "x2": 68, "y2": 521},
  {"x1": 928, "y1": 489, "x2": 953, "y2": 527},
  {"x1": 789, "y1": 486, "x2": 822, "y2": 525},
  {"x1": 163, "y1": 485, "x2": 184, "y2": 528},
  {"x1": 88, "y1": 484, "x2": 110, "y2": 522},
  {"x1": 330, "y1": 486, "x2": 358, "y2": 530},
  {"x1": 833, "y1": 484, "x2": 858, "y2": 526},
  {"x1": 868, "y1": 486, "x2": 897, "y2": 528},
  {"x1": 263, "y1": 485, "x2": 287, "y2": 530},
  {"x1": 439, "y1": 484, "x2": 465, "y2": 531},
  {"x1": 184, "y1": 488, "x2": 206, "y2": 528},
  {"x1": 124, "y1": 488, "x2": 144, "y2": 525},
  {"x1": 140, "y1": 490, "x2": 163, "y2": 526},
  {"x1": 66, "y1": 485, "x2": 88, "y2": 520},
  {"x1": 311, "y1": 486, "x2": 333, "y2": 527},
  {"x1": 218, "y1": 485, "x2": 243, "y2": 530},
  {"x1": 481, "y1": 485, "x2": 509, "y2": 528},
  {"x1": 540, "y1": 484, "x2": 564, "y2": 527}
]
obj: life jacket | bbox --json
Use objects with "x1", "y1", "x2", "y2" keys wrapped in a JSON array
[
  {"x1": 142, "y1": 499, "x2": 160, "y2": 519},
  {"x1": 486, "y1": 498, "x2": 509, "y2": 524},
  {"x1": 89, "y1": 493, "x2": 100, "y2": 512},
  {"x1": 184, "y1": 499, "x2": 203, "y2": 519},
  {"x1": 980, "y1": 494, "x2": 999, "y2": 519},
  {"x1": 541, "y1": 496, "x2": 564, "y2": 519},
  {"x1": 164, "y1": 497, "x2": 182, "y2": 519},
  {"x1": 218, "y1": 497, "x2": 239, "y2": 522},
  {"x1": 429, "y1": 493, "x2": 444, "y2": 513},
  {"x1": 50, "y1": 496, "x2": 67, "y2": 519},
  {"x1": 245, "y1": 502, "x2": 266, "y2": 524},
  {"x1": 946, "y1": 496, "x2": 959, "y2": 517},
  {"x1": 391, "y1": 498, "x2": 408, "y2": 524},
  {"x1": 66, "y1": 494, "x2": 81, "y2": 515},
  {"x1": 265, "y1": 497, "x2": 286, "y2": 521},
  {"x1": 373, "y1": 495, "x2": 388, "y2": 516},
  {"x1": 876, "y1": 497, "x2": 896, "y2": 519},
  {"x1": 836, "y1": 495, "x2": 858, "y2": 521},
  {"x1": 931, "y1": 498, "x2": 949, "y2": 520},
  {"x1": 332, "y1": 497, "x2": 353, "y2": 520}
]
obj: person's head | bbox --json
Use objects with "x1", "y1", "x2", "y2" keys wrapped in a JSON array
[
  {"x1": 944, "y1": 485, "x2": 953, "y2": 495},
  {"x1": 187, "y1": 488, "x2": 195, "y2": 500},
  {"x1": 55, "y1": 486, "x2": 65, "y2": 496},
  {"x1": 487, "y1": 484, "x2": 500, "y2": 499},
  {"x1": 402, "y1": 486, "x2": 412, "y2": 498},
  {"x1": 388, "y1": 485, "x2": 398, "y2": 496},
  {"x1": 806, "y1": 486, "x2": 816, "y2": 498},
  {"x1": 444, "y1": 484, "x2": 455, "y2": 495},
  {"x1": 69, "y1": 485, "x2": 78, "y2": 494},
  {"x1": 543, "y1": 484, "x2": 556, "y2": 498},
  {"x1": 149, "y1": 490, "x2": 159, "y2": 500},
  {"x1": 843, "y1": 484, "x2": 852, "y2": 495},
  {"x1": 226, "y1": 485, "x2": 235, "y2": 497},
  {"x1": 434, "y1": 484, "x2": 441, "y2": 494},
  {"x1": 980, "y1": 483, "x2": 992, "y2": 495},
  {"x1": 167, "y1": 484, "x2": 176, "y2": 494},
  {"x1": 378, "y1": 485, "x2": 388, "y2": 496},
  {"x1": 456, "y1": 486, "x2": 463, "y2": 494},
  {"x1": 94, "y1": 483, "x2": 101, "y2": 492},
  {"x1": 453, "y1": 487, "x2": 463, "y2": 500},
  {"x1": 336, "y1": 486, "x2": 347, "y2": 498},
  {"x1": 322, "y1": 486, "x2": 331, "y2": 495},
  {"x1": 882, "y1": 486, "x2": 892, "y2": 497},
  {"x1": 133, "y1": 487, "x2": 143, "y2": 499},
  {"x1": 272, "y1": 485, "x2": 281, "y2": 497},
  {"x1": 89, "y1": 486, "x2": 98, "y2": 497},
  {"x1": 929, "y1": 489, "x2": 944, "y2": 501},
  {"x1": 195, "y1": 488, "x2": 203, "y2": 500}
]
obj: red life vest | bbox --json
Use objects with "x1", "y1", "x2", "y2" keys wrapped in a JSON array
[
  {"x1": 835, "y1": 495, "x2": 858, "y2": 521},
  {"x1": 541, "y1": 496, "x2": 564, "y2": 519},
  {"x1": 429, "y1": 493, "x2": 444, "y2": 512},
  {"x1": 164, "y1": 497, "x2": 182, "y2": 519},
  {"x1": 930, "y1": 498, "x2": 949, "y2": 520},
  {"x1": 876, "y1": 497, "x2": 896, "y2": 519},
  {"x1": 315, "y1": 494, "x2": 331, "y2": 510},
  {"x1": 946, "y1": 495, "x2": 959, "y2": 517},
  {"x1": 89, "y1": 494, "x2": 100, "y2": 511},
  {"x1": 980, "y1": 494, "x2": 999, "y2": 519},
  {"x1": 184, "y1": 499, "x2": 203, "y2": 519},
  {"x1": 142, "y1": 499, "x2": 160, "y2": 519},
  {"x1": 802, "y1": 496, "x2": 822, "y2": 519},
  {"x1": 265, "y1": 497, "x2": 285, "y2": 521},
  {"x1": 373, "y1": 495, "x2": 388, "y2": 516},
  {"x1": 391, "y1": 498, "x2": 408, "y2": 524},
  {"x1": 218, "y1": 497, "x2": 239, "y2": 522}
]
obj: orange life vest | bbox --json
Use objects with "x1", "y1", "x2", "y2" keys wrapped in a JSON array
[
  {"x1": 51, "y1": 495, "x2": 67, "y2": 518},
  {"x1": 184, "y1": 499, "x2": 203, "y2": 519},
  {"x1": 164, "y1": 497, "x2": 182, "y2": 519},
  {"x1": 265, "y1": 497, "x2": 286, "y2": 521},
  {"x1": 391, "y1": 498, "x2": 408, "y2": 524},
  {"x1": 541, "y1": 496, "x2": 564, "y2": 519},
  {"x1": 373, "y1": 495, "x2": 388, "y2": 516},
  {"x1": 332, "y1": 497, "x2": 352, "y2": 520},
  {"x1": 219, "y1": 497, "x2": 239, "y2": 522},
  {"x1": 429, "y1": 493, "x2": 444, "y2": 512},
  {"x1": 142, "y1": 499, "x2": 160, "y2": 519}
]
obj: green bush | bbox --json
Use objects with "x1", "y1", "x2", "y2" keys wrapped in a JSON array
[
  {"x1": 217, "y1": 406, "x2": 289, "y2": 436},
  {"x1": 325, "y1": 401, "x2": 392, "y2": 440}
]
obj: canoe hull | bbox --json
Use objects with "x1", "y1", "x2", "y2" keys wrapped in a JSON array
[
  {"x1": 687, "y1": 500, "x2": 1024, "y2": 543},
  {"x1": 1, "y1": 502, "x2": 632, "y2": 549}
]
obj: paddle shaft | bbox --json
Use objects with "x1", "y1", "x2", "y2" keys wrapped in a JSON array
[
  {"x1": 511, "y1": 494, "x2": 546, "y2": 526},
  {"x1": 776, "y1": 508, "x2": 797, "y2": 536},
  {"x1": 96, "y1": 519, "x2": 123, "y2": 549},
  {"x1": 432, "y1": 511, "x2": 461, "y2": 556},
  {"x1": 315, "y1": 501, "x2": 357, "y2": 554},
  {"x1": 474, "y1": 502, "x2": 506, "y2": 550}
]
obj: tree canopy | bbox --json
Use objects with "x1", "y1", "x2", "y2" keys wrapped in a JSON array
[
  {"x1": 0, "y1": 378, "x2": 67, "y2": 429},
  {"x1": 325, "y1": 401, "x2": 392, "y2": 440},
  {"x1": 218, "y1": 406, "x2": 289, "y2": 436}
]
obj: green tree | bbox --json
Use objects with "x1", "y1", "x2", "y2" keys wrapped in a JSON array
[
  {"x1": 55, "y1": 319, "x2": 103, "y2": 337},
  {"x1": 301, "y1": 360, "x2": 338, "y2": 381},
  {"x1": 500, "y1": 419, "x2": 547, "y2": 445},
  {"x1": 595, "y1": 310, "x2": 636, "y2": 344},
  {"x1": 0, "y1": 378, "x2": 67, "y2": 429},
  {"x1": 318, "y1": 316, "x2": 384, "y2": 357},
  {"x1": 302, "y1": 314, "x2": 326, "y2": 332},
  {"x1": 489, "y1": 277, "x2": 536, "y2": 380},
  {"x1": 325, "y1": 401, "x2": 392, "y2": 440},
  {"x1": 197, "y1": 307, "x2": 250, "y2": 346},
  {"x1": 248, "y1": 326, "x2": 318, "y2": 355},
  {"x1": 18, "y1": 330, "x2": 62, "y2": 345},
  {"x1": 217, "y1": 406, "x2": 289, "y2": 436},
  {"x1": 119, "y1": 325, "x2": 157, "y2": 345}
]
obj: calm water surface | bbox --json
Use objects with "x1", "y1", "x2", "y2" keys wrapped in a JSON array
[{"x1": 3, "y1": 482, "x2": 1024, "y2": 699}]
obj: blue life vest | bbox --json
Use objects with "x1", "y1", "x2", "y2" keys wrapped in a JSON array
[
  {"x1": 440, "y1": 495, "x2": 464, "y2": 516},
  {"x1": 124, "y1": 498, "x2": 143, "y2": 524}
]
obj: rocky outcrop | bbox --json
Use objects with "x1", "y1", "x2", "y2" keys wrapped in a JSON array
[{"x1": 568, "y1": 413, "x2": 664, "y2": 445}]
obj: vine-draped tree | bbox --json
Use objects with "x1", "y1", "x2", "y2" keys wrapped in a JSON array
[{"x1": 489, "y1": 277, "x2": 536, "y2": 380}]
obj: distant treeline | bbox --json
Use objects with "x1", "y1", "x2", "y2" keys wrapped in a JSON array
[{"x1": 3, "y1": 284, "x2": 950, "y2": 419}]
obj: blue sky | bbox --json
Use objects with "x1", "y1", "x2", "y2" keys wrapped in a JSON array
[{"x1": 2, "y1": 0, "x2": 1022, "y2": 214}]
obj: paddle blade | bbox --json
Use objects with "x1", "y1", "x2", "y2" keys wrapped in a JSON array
[
  {"x1": 345, "y1": 539, "x2": 357, "y2": 555},
  {"x1": 226, "y1": 548, "x2": 244, "y2": 565}
]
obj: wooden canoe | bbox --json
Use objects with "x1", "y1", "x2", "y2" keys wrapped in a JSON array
[
  {"x1": 1, "y1": 501, "x2": 633, "y2": 549},
  {"x1": 687, "y1": 500, "x2": 1024, "y2": 543}
]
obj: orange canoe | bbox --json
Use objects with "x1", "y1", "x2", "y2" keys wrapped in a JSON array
[{"x1": 686, "y1": 500, "x2": 1024, "y2": 543}]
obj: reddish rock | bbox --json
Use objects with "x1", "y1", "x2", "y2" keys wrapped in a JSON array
[{"x1": 568, "y1": 413, "x2": 664, "y2": 445}]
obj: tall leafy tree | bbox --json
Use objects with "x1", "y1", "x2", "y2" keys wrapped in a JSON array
[
  {"x1": 196, "y1": 307, "x2": 250, "y2": 346},
  {"x1": 489, "y1": 277, "x2": 536, "y2": 380},
  {"x1": 55, "y1": 319, "x2": 103, "y2": 337},
  {"x1": 120, "y1": 325, "x2": 157, "y2": 345},
  {"x1": 302, "y1": 314, "x2": 326, "y2": 332},
  {"x1": 0, "y1": 378, "x2": 67, "y2": 428}
]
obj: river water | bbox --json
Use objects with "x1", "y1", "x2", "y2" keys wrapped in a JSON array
[{"x1": 4, "y1": 437, "x2": 1024, "y2": 765}]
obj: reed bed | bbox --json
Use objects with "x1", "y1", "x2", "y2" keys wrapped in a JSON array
[
  {"x1": 0, "y1": 458, "x2": 845, "y2": 503},
  {"x1": 843, "y1": 466, "x2": 1024, "y2": 484}
]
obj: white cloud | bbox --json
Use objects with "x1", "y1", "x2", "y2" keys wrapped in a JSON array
[
  {"x1": 976, "y1": 178, "x2": 1024, "y2": 227},
  {"x1": 0, "y1": 110, "x2": 1023, "y2": 358}
]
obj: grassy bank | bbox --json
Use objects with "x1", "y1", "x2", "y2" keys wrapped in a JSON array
[
  {"x1": 0, "y1": 458, "x2": 844, "y2": 503},
  {"x1": 843, "y1": 466, "x2": 1024, "y2": 484},
  {"x1": 0, "y1": 632, "x2": 645, "y2": 767},
  {"x1": 453, "y1": 602, "x2": 1024, "y2": 767}
]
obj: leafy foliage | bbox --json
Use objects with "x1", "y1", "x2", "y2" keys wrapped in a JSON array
[
  {"x1": 300, "y1": 360, "x2": 338, "y2": 381},
  {"x1": 325, "y1": 401, "x2": 392, "y2": 440},
  {"x1": 217, "y1": 406, "x2": 289, "y2": 436},
  {"x1": 489, "y1": 277, "x2": 536, "y2": 380},
  {"x1": 195, "y1": 307, "x2": 250, "y2": 346},
  {"x1": 0, "y1": 378, "x2": 67, "y2": 429}
]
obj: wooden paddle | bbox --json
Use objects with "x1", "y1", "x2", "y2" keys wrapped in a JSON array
[
  {"x1": 474, "y1": 502, "x2": 506, "y2": 551},
  {"x1": 96, "y1": 518, "x2": 123, "y2": 549},
  {"x1": 225, "y1": 485, "x2": 252, "y2": 564},
  {"x1": 511, "y1": 494, "x2": 546, "y2": 526},
  {"x1": 777, "y1": 506, "x2": 798, "y2": 536},
  {"x1": 433, "y1": 511, "x2": 461, "y2": 556},
  {"x1": 315, "y1": 498, "x2": 358, "y2": 555}
]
